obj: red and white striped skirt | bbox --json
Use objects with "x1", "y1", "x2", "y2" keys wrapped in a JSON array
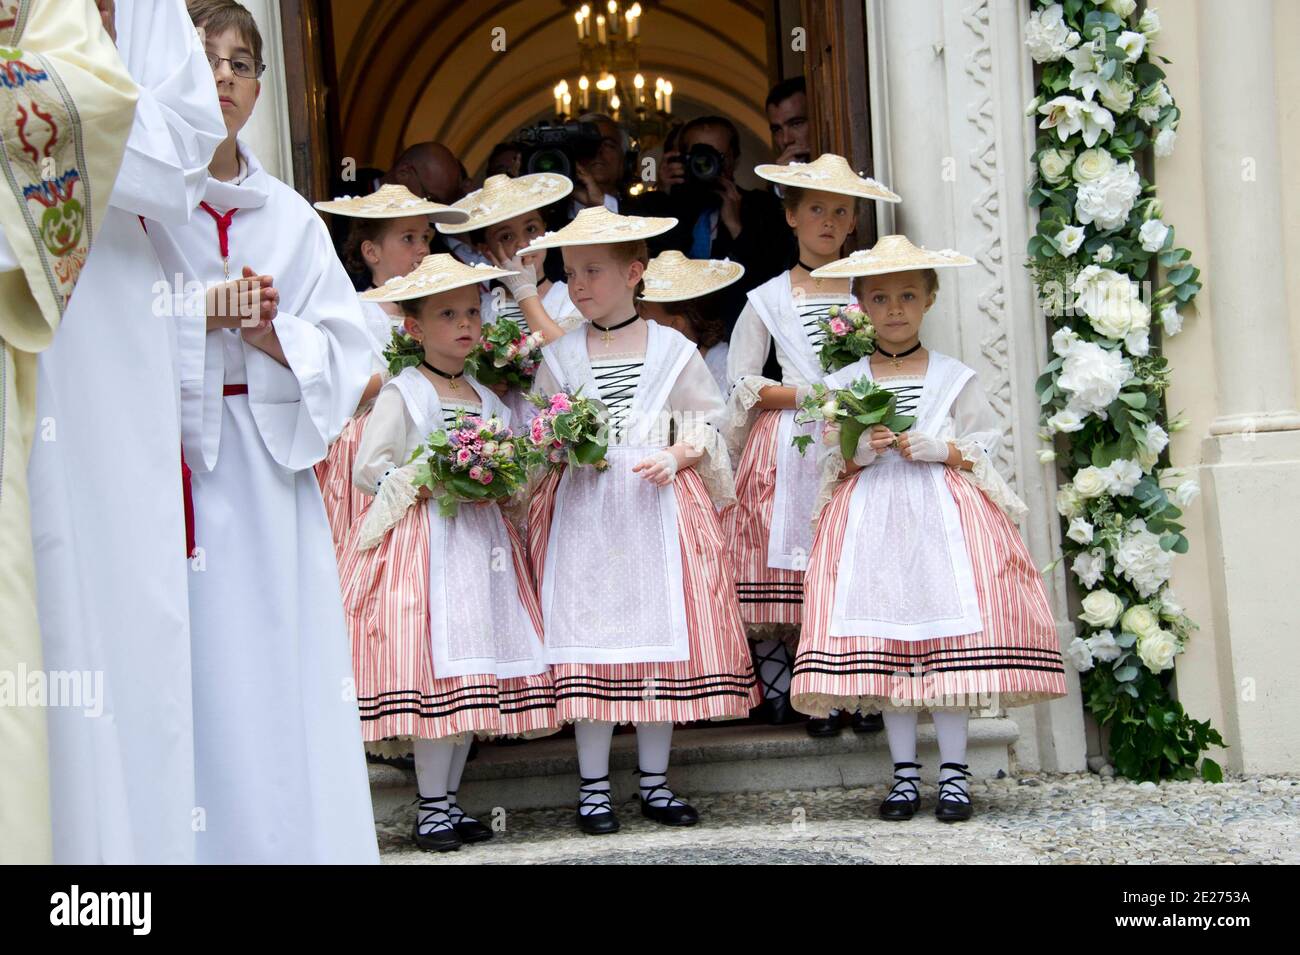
[
  {"x1": 316, "y1": 412, "x2": 372, "y2": 560},
  {"x1": 719, "y1": 409, "x2": 804, "y2": 641},
  {"x1": 337, "y1": 496, "x2": 557, "y2": 746},
  {"x1": 791, "y1": 467, "x2": 1069, "y2": 715},
  {"x1": 528, "y1": 466, "x2": 761, "y2": 725}
]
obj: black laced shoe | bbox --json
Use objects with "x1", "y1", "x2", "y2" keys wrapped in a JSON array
[
  {"x1": 575, "y1": 774, "x2": 620, "y2": 835},
  {"x1": 805, "y1": 715, "x2": 842, "y2": 738},
  {"x1": 878, "y1": 762, "x2": 922, "y2": 821},
  {"x1": 412, "y1": 794, "x2": 463, "y2": 852},
  {"x1": 851, "y1": 711, "x2": 884, "y2": 734},
  {"x1": 935, "y1": 763, "x2": 974, "y2": 823},
  {"x1": 637, "y1": 769, "x2": 699, "y2": 826},
  {"x1": 446, "y1": 790, "x2": 493, "y2": 843}
]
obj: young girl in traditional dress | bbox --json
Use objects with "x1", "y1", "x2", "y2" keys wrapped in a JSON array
[
  {"x1": 790, "y1": 235, "x2": 1069, "y2": 821},
  {"x1": 313, "y1": 185, "x2": 466, "y2": 554},
  {"x1": 521, "y1": 207, "x2": 760, "y2": 834},
  {"x1": 338, "y1": 253, "x2": 557, "y2": 852},
  {"x1": 638, "y1": 250, "x2": 743, "y2": 397},
  {"x1": 153, "y1": 0, "x2": 377, "y2": 863},
  {"x1": 440, "y1": 173, "x2": 585, "y2": 339},
  {"x1": 722, "y1": 154, "x2": 900, "y2": 731}
]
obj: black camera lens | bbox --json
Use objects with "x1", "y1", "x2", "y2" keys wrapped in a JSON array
[
  {"x1": 527, "y1": 148, "x2": 572, "y2": 177},
  {"x1": 684, "y1": 143, "x2": 724, "y2": 184}
]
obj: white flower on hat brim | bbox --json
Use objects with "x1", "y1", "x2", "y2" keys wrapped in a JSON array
[
  {"x1": 753, "y1": 153, "x2": 901, "y2": 203},
  {"x1": 360, "y1": 254, "x2": 517, "y2": 303},
  {"x1": 810, "y1": 238, "x2": 975, "y2": 279},
  {"x1": 639, "y1": 254, "x2": 746, "y2": 302},
  {"x1": 518, "y1": 206, "x2": 677, "y2": 254},
  {"x1": 437, "y1": 173, "x2": 575, "y2": 235},
  {"x1": 313, "y1": 184, "x2": 469, "y2": 224}
]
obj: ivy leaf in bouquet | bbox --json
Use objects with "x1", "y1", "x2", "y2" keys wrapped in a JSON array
[
  {"x1": 464, "y1": 318, "x2": 546, "y2": 390},
  {"x1": 525, "y1": 390, "x2": 612, "y2": 472},
  {"x1": 408, "y1": 411, "x2": 534, "y2": 518},
  {"x1": 383, "y1": 327, "x2": 425, "y2": 377},
  {"x1": 817, "y1": 304, "x2": 878, "y2": 372},
  {"x1": 792, "y1": 375, "x2": 916, "y2": 459}
]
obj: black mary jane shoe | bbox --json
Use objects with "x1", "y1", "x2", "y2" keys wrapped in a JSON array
[
  {"x1": 638, "y1": 769, "x2": 700, "y2": 827},
  {"x1": 935, "y1": 763, "x2": 974, "y2": 823},
  {"x1": 575, "y1": 774, "x2": 621, "y2": 835},
  {"x1": 805, "y1": 715, "x2": 843, "y2": 738},
  {"x1": 878, "y1": 762, "x2": 923, "y2": 821},
  {"x1": 412, "y1": 795, "x2": 463, "y2": 852},
  {"x1": 851, "y1": 711, "x2": 884, "y2": 734},
  {"x1": 446, "y1": 790, "x2": 493, "y2": 843}
]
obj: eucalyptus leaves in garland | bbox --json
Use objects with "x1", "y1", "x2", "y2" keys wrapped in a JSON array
[{"x1": 1023, "y1": 0, "x2": 1223, "y2": 782}]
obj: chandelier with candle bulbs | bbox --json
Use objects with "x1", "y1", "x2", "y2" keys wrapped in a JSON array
[{"x1": 552, "y1": 2, "x2": 673, "y2": 142}]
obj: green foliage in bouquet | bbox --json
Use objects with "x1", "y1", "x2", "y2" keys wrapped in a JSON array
[{"x1": 792, "y1": 376, "x2": 916, "y2": 459}]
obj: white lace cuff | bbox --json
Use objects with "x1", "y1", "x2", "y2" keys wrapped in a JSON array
[
  {"x1": 954, "y1": 438, "x2": 1028, "y2": 523},
  {"x1": 722, "y1": 374, "x2": 779, "y2": 461},
  {"x1": 678, "y1": 417, "x2": 737, "y2": 510},
  {"x1": 811, "y1": 442, "x2": 847, "y2": 528},
  {"x1": 356, "y1": 463, "x2": 421, "y2": 549}
]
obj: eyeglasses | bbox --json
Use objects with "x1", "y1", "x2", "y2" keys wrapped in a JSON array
[{"x1": 206, "y1": 51, "x2": 266, "y2": 80}]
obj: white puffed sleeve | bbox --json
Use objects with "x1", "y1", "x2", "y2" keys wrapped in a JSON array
[
  {"x1": 722, "y1": 302, "x2": 779, "y2": 458},
  {"x1": 668, "y1": 349, "x2": 736, "y2": 509},
  {"x1": 942, "y1": 376, "x2": 1028, "y2": 522},
  {"x1": 352, "y1": 385, "x2": 422, "y2": 548}
]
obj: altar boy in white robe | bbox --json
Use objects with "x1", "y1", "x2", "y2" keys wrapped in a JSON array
[
  {"x1": 29, "y1": 0, "x2": 226, "y2": 866},
  {"x1": 149, "y1": 0, "x2": 377, "y2": 863}
]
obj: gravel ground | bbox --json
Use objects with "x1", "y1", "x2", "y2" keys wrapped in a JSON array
[{"x1": 379, "y1": 772, "x2": 1300, "y2": 865}]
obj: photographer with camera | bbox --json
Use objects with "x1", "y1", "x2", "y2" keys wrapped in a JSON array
[{"x1": 629, "y1": 115, "x2": 792, "y2": 335}]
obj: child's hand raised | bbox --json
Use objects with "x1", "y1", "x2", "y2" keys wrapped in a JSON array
[{"x1": 207, "y1": 266, "x2": 278, "y2": 331}]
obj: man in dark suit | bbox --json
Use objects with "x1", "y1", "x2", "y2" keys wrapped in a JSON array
[{"x1": 627, "y1": 116, "x2": 793, "y2": 335}]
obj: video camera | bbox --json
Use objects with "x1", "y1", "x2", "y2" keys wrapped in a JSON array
[{"x1": 517, "y1": 121, "x2": 603, "y2": 178}]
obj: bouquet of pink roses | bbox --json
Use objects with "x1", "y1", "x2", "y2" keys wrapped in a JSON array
[
  {"x1": 525, "y1": 390, "x2": 611, "y2": 472},
  {"x1": 408, "y1": 412, "x2": 535, "y2": 517},
  {"x1": 816, "y1": 303, "x2": 877, "y2": 372},
  {"x1": 465, "y1": 318, "x2": 546, "y2": 390}
]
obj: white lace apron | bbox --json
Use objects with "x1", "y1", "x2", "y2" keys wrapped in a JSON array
[
  {"x1": 824, "y1": 352, "x2": 983, "y2": 641},
  {"x1": 388, "y1": 367, "x2": 548, "y2": 679},
  {"x1": 538, "y1": 323, "x2": 697, "y2": 664},
  {"x1": 747, "y1": 275, "x2": 846, "y2": 570}
]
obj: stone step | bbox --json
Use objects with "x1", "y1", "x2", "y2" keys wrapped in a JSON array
[{"x1": 370, "y1": 717, "x2": 1019, "y2": 825}]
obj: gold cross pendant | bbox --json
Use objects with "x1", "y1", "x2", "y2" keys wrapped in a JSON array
[{"x1": 600, "y1": 328, "x2": 613, "y2": 345}]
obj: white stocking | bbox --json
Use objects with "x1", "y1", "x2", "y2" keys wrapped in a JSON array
[
  {"x1": 574, "y1": 721, "x2": 615, "y2": 817},
  {"x1": 933, "y1": 710, "x2": 971, "y2": 797},
  {"x1": 881, "y1": 710, "x2": 921, "y2": 804},
  {"x1": 634, "y1": 721, "x2": 685, "y2": 808},
  {"x1": 413, "y1": 737, "x2": 457, "y2": 835},
  {"x1": 446, "y1": 738, "x2": 476, "y2": 826}
]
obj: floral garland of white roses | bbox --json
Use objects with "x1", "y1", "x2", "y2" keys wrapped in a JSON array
[{"x1": 1024, "y1": 0, "x2": 1222, "y2": 781}]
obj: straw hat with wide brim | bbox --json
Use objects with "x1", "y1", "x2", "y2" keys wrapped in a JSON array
[
  {"x1": 639, "y1": 250, "x2": 746, "y2": 303},
  {"x1": 810, "y1": 234, "x2": 976, "y2": 279},
  {"x1": 313, "y1": 184, "x2": 469, "y2": 224},
  {"x1": 360, "y1": 253, "x2": 516, "y2": 303},
  {"x1": 518, "y1": 205, "x2": 677, "y2": 254},
  {"x1": 753, "y1": 153, "x2": 901, "y2": 203},
  {"x1": 436, "y1": 173, "x2": 575, "y2": 235}
]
